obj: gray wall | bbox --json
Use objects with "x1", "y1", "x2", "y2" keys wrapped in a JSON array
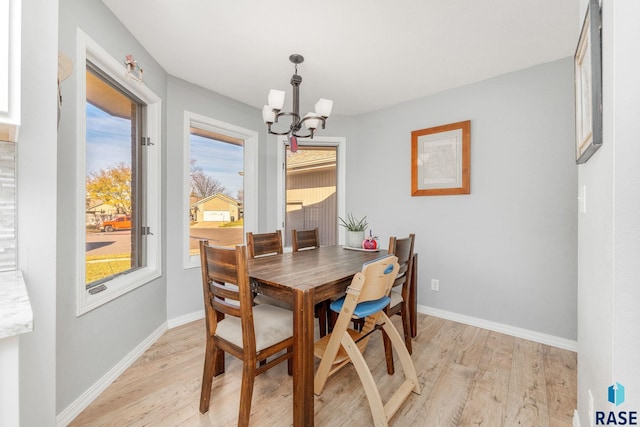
[
  {"x1": 349, "y1": 58, "x2": 578, "y2": 340},
  {"x1": 18, "y1": 0, "x2": 58, "y2": 425},
  {"x1": 165, "y1": 76, "x2": 266, "y2": 320},
  {"x1": 56, "y1": 0, "x2": 168, "y2": 413}
]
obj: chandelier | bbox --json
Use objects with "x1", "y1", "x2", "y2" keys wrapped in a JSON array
[{"x1": 262, "y1": 54, "x2": 333, "y2": 151}]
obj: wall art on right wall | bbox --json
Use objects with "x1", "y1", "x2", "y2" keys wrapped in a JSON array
[
  {"x1": 575, "y1": 0, "x2": 603, "y2": 164},
  {"x1": 411, "y1": 120, "x2": 470, "y2": 196}
]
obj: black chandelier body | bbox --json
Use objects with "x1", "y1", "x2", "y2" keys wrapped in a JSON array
[{"x1": 262, "y1": 54, "x2": 333, "y2": 141}]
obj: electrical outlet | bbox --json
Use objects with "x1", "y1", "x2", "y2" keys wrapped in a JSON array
[{"x1": 431, "y1": 279, "x2": 440, "y2": 291}]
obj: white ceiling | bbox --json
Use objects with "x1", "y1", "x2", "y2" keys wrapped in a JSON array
[{"x1": 102, "y1": 0, "x2": 579, "y2": 117}]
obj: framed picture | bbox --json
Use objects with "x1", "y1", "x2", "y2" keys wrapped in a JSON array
[
  {"x1": 575, "y1": 0, "x2": 602, "y2": 164},
  {"x1": 411, "y1": 120, "x2": 470, "y2": 196}
]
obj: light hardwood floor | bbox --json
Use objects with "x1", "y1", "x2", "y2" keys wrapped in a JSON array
[{"x1": 69, "y1": 314, "x2": 576, "y2": 426}]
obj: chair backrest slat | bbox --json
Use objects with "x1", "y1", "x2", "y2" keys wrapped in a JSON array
[
  {"x1": 212, "y1": 298, "x2": 242, "y2": 318},
  {"x1": 292, "y1": 228, "x2": 320, "y2": 252},
  {"x1": 199, "y1": 240, "x2": 254, "y2": 341},
  {"x1": 246, "y1": 231, "x2": 283, "y2": 258},
  {"x1": 387, "y1": 234, "x2": 415, "y2": 290},
  {"x1": 204, "y1": 245, "x2": 239, "y2": 284},
  {"x1": 210, "y1": 280, "x2": 240, "y2": 301}
]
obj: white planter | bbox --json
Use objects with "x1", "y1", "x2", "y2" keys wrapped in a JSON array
[{"x1": 345, "y1": 230, "x2": 365, "y2": 248}]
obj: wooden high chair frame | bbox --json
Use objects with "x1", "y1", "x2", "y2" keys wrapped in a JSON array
[{"x1": 313, "y1": 255, "x2": 421, "y2": 427}]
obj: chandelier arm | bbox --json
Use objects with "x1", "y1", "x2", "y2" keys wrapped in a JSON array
[
  {"x1": 292, "y1": 129, "x2": 313, "y2": 138},
  {"x1": 268, "y1": 128, "x2": 295, "y2": 136},
  {"x1": 275, "y1": 111, "x2": 301, "y2": 123},
  {"x1": 270, "y1": 111, "x2": 302, "y2": 135}
]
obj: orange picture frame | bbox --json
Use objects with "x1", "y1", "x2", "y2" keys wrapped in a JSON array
[{"x1": 411, "y1": 120, "x2": 470, "y2": 196}]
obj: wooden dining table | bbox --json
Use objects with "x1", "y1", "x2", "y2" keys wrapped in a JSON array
[{"x1": 247, "y1": 245, "x2": 413, "y2": 427}]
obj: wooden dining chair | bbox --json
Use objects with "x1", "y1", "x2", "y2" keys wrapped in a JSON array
[
  {"x1": 199, "y1": 241, "x2": 294, "y2": 426},
  {"x1": 246, "y1": 230, "x2": 283, "y2": 258},
  {"x1": 245, "y1": 231, "x2": 292, "y2": 310},
  {"x1": 291, "y1": 228, "x2": 331, "y2": 336},
  {"x1": 383, "y1": 234, "x2": 415, "y2": 374},
  {"x1": 291, "y1": 227, "x2": 319, "y2": 252},
  {"x1": 313, "y1": 255, "x2": 421, "y2": 427}
]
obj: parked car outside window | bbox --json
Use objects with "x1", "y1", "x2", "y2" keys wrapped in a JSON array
[{"x1": 100, "y1": 216, "x2": 131, "y2": 232}]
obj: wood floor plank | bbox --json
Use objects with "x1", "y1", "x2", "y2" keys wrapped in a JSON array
[
  {"x1": 69, "y1": 315, "x2": 577, "y2": 427},
  {"x1": 403, "y1": 324, "x2": 489, "y2": 426},
  {"x1": 504, "y1": 338, "x2": 551, "y2": 427},
  {"x1": 457, "y1": 331, "x2": 514, "y2": 426},
  {"x1": 544, "y1": 344, "x2": 577, "y2": 423}
]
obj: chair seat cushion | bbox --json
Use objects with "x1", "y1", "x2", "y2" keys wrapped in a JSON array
[
  {"x1": 330, "y1": 296, "x2": 391, "y2": 318},
  {"x1": 389, "y1": 288, "x2": 403, "y2": 307},
  {"x1": 215, "y1": 304, "x2": 293, "y2": 351}
]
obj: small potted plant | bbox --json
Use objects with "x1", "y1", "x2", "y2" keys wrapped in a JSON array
[{"x1": 339, "y1": 213, "x2": 368, "y2": 248}]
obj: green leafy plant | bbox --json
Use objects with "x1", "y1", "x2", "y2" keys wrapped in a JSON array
[{"x1": 338, "y1": 213, "x2": 368, "y2": 232}]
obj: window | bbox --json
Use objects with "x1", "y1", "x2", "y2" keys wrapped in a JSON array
[
  {"x1": 284, "y1": 145, "x2": 338, "y2": 246},
  {"x1": 76, "y1": 30, "x2": 161, "y2": 315},
  {"x1": 183, "y1": 111, "x2": 258, "y2": 268},
  {"x1": 188, "y1": 127, "x2": 244, "y2": 253},
  {"x1": 277, "y1": 137, "x2": 346, "y2": 247},
  {"x1": 84, "y1": 65, "x2": 144, "y2": 287}
]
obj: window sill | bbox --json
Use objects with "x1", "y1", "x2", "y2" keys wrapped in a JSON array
[{"x1": 76, "y1": 267, "x2": 161, "y2": 316}]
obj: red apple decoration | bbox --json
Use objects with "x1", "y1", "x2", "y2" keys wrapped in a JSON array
[{"x1": 362, "y1": 230, "x2": 378, "y2": 249}]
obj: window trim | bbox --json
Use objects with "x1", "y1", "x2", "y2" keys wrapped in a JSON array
[
  {"x1": 75, "y1": 29, "x2": 162, "y2": 316},
  {"x1": 183, "y1": 111, "x2": 258, "y2": 269},
  {"x1": 276, "y1": 136, "x2": 346, "y2": 247}
]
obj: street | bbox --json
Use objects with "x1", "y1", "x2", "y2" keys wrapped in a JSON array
[{"x1": 85, "y1": 226, "x2": 244, "y2": 256}]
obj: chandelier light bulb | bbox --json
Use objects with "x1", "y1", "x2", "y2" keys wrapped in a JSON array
[
  {"x1": 268, "y1": 89, "x2": 285, "y2": 111},
  {"x1": 314, "y1": 98, "x2": 333, "y2": 118},
  {"x1": 262, "y1": 105, "x2": 276, "y2": 124},
  {"x1": 303, "y1": 112, "x2": 321, "y2": 130}
]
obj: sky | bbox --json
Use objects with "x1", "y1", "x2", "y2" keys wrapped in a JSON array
[
  {"x1": 190, "y1": 134, "x2": 244, "y2": 197},
  {"x1": 86, "y1": 102, "x2": 244, "y2": 198},
  {"x1": 86, "y1": 103, "x2": 132, "y2": 174}
]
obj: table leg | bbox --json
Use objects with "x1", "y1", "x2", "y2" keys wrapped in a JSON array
[{"x1": 292, "y1": 288, "x2": 315, "y2": 427}]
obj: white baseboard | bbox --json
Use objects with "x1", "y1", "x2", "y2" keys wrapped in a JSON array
[
  {"x1": 56, "y1": 322, "x2": 168, "y2": 427},
  {"x1": 56, "y1": 310, "x2": 204, "y2": 426},
  {"x1": 167, "y1": 309, "x2": 204, "y2": 329},
  {"x1": 418, "y1": 305, "x2": 578, "y2": 352}
]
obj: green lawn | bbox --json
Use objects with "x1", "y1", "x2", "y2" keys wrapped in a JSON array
[
  {"x1": 219, "y1": 218, "x2": 244, "y2": 228},
  {"x1": 86, "y1": 254, "x2": 131, "y2": 284}
]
